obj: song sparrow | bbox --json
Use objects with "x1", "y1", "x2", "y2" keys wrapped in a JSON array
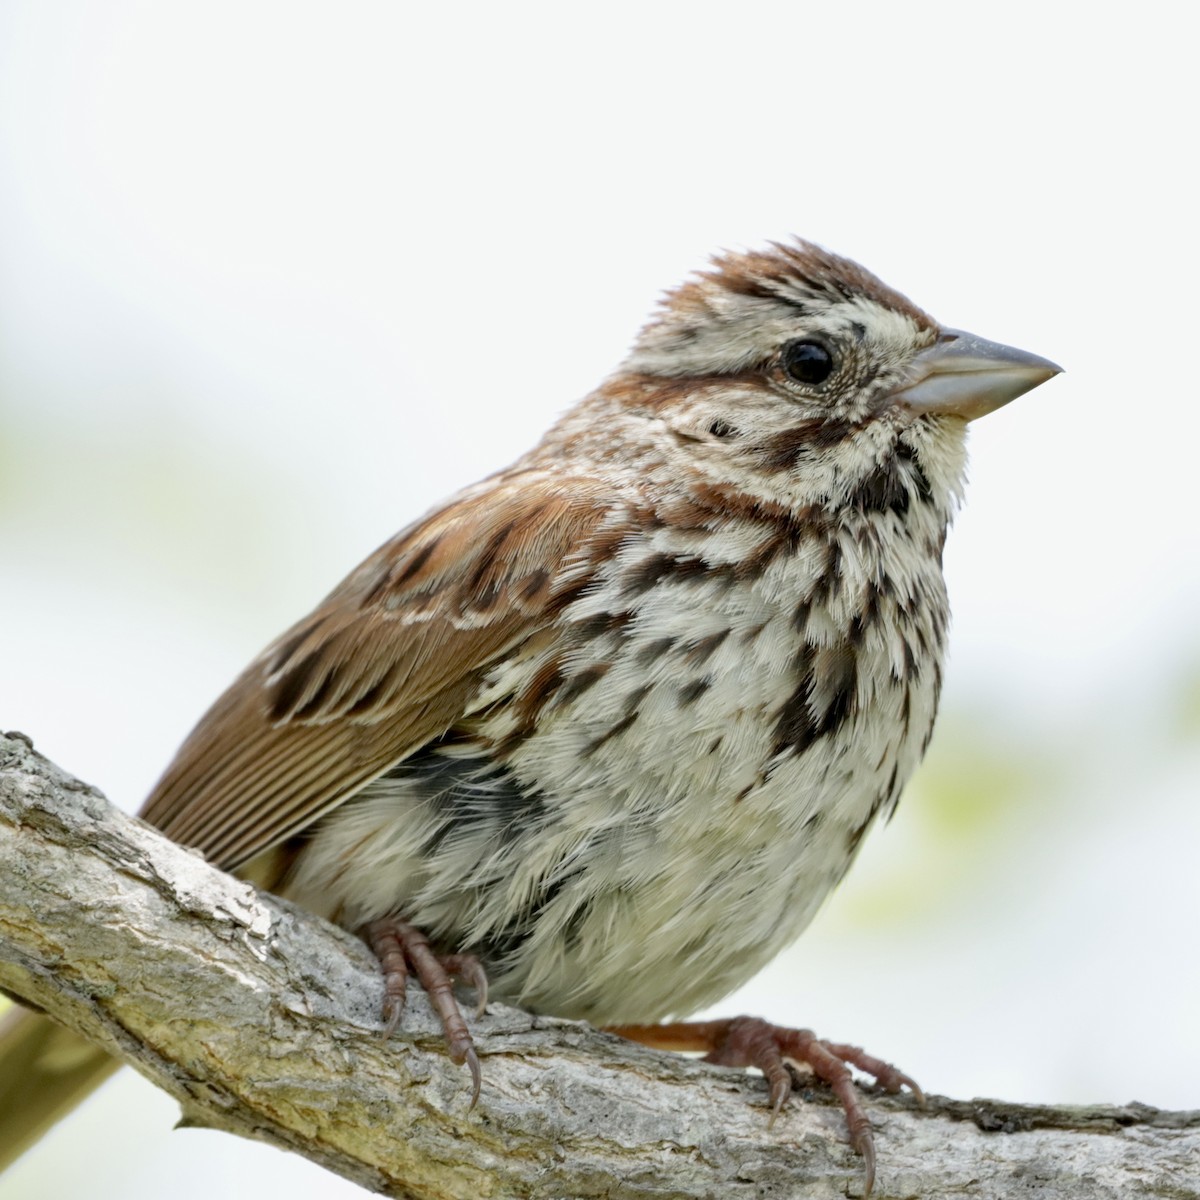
[{"x1": 140, "y1": 239, "x2": 1060, "y2": 1192}]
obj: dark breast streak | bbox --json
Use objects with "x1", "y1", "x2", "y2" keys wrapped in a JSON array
[{"x1": 326, "y1": 450, "x2": 949, "y2": 987}]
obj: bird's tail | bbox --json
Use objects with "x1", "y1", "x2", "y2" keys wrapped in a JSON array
[{"x1": 0, "y1": 1003, "x2": 120, "y2": 1172}]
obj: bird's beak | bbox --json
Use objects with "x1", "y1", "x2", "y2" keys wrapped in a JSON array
[{"x1": 890, "y1": 329, "x2": 1063, "y2": 421}]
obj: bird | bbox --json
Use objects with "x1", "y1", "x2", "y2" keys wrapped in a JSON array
[{"x1": 1, "y1": 239, "x2": 1061, "y2": 1194}]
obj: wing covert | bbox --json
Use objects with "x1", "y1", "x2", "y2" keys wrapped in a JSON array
[{"x1": 140, "y1": 472, "x2": 627, "y2": 869}]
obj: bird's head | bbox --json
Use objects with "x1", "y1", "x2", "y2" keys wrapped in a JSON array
[{"x1": 597, "y1": 239, "x2": 1061, "y2": 516}]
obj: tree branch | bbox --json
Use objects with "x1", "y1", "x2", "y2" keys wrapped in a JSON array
[{"x1": 0, "y1": 730, "x2": 1196, "y2": 1199}]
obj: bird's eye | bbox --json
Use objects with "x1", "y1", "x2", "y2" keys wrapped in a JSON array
[{"x1": 781, "y1": 339, "x2": 835, "y2": 386}]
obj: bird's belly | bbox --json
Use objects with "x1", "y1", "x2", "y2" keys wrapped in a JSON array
[
  {"x1": 284, "y1": 548, "x2": 944, "y2": 1024},
  {"x1": 470, "y1": 542, "x2": 943, "y2": 1020},
  {"x1": 493, "y1": 668, "x2": 936, "y2": 1022}
]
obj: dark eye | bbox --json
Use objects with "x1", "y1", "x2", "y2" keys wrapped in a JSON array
[{"x1": 781, "y1": 339, "x2": 835, "y2": 386}]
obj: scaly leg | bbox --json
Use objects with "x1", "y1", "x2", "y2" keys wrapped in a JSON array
[
  {"x1": 364, "y1": 918, "x2": 488, "y2": 1106},
  {"x1": 608, "y1": 1017, "x2": 923, "y2": 1198}
]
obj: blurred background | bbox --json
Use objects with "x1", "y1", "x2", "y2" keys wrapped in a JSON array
[{"x1": 1, "y1": 2, "x2": 1197, "y2": 1195}]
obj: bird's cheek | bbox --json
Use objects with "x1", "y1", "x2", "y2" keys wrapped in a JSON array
[{"x1": 663, "y1": 408, "x2": 737, "y2": 449}]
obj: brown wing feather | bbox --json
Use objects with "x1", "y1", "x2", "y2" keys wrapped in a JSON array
[{"x1": 140, "y1": 472, "x2": 625, "y2": 870}]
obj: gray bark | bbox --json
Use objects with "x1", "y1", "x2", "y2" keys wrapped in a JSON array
[{"x1": 1, "y1": 729, "x2": 1197, "y2": 1199}]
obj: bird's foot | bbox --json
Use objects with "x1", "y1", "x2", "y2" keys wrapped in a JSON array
[
  {"x1": 363, "y1": 916, "x2": 488, "y2": 1106},
  {"x1": 607, "y1": 1017, "x2": 923, "y2": 1198}
]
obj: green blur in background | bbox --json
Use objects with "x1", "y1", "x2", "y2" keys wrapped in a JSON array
[{"x1": 2, "y1": 1, "x2": 1197, "y2": 1196}]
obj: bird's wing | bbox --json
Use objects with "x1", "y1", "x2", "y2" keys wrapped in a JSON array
[{"x1": 140, "y1": 472, "x2": 627, "y2": 870}]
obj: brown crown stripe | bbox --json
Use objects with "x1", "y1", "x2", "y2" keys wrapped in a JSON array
[{"x1": 671, "y1": 240, "x2": 937, "y2": 329}]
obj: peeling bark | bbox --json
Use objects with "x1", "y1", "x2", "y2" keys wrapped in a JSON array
[{"x1": 1, "y1": 731, "x2": 1197, "y2": 1198}]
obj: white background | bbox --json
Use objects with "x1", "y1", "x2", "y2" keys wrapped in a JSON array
[{"x1": 1, "y1": 2, "x2": 1197, "y2": 1196}]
